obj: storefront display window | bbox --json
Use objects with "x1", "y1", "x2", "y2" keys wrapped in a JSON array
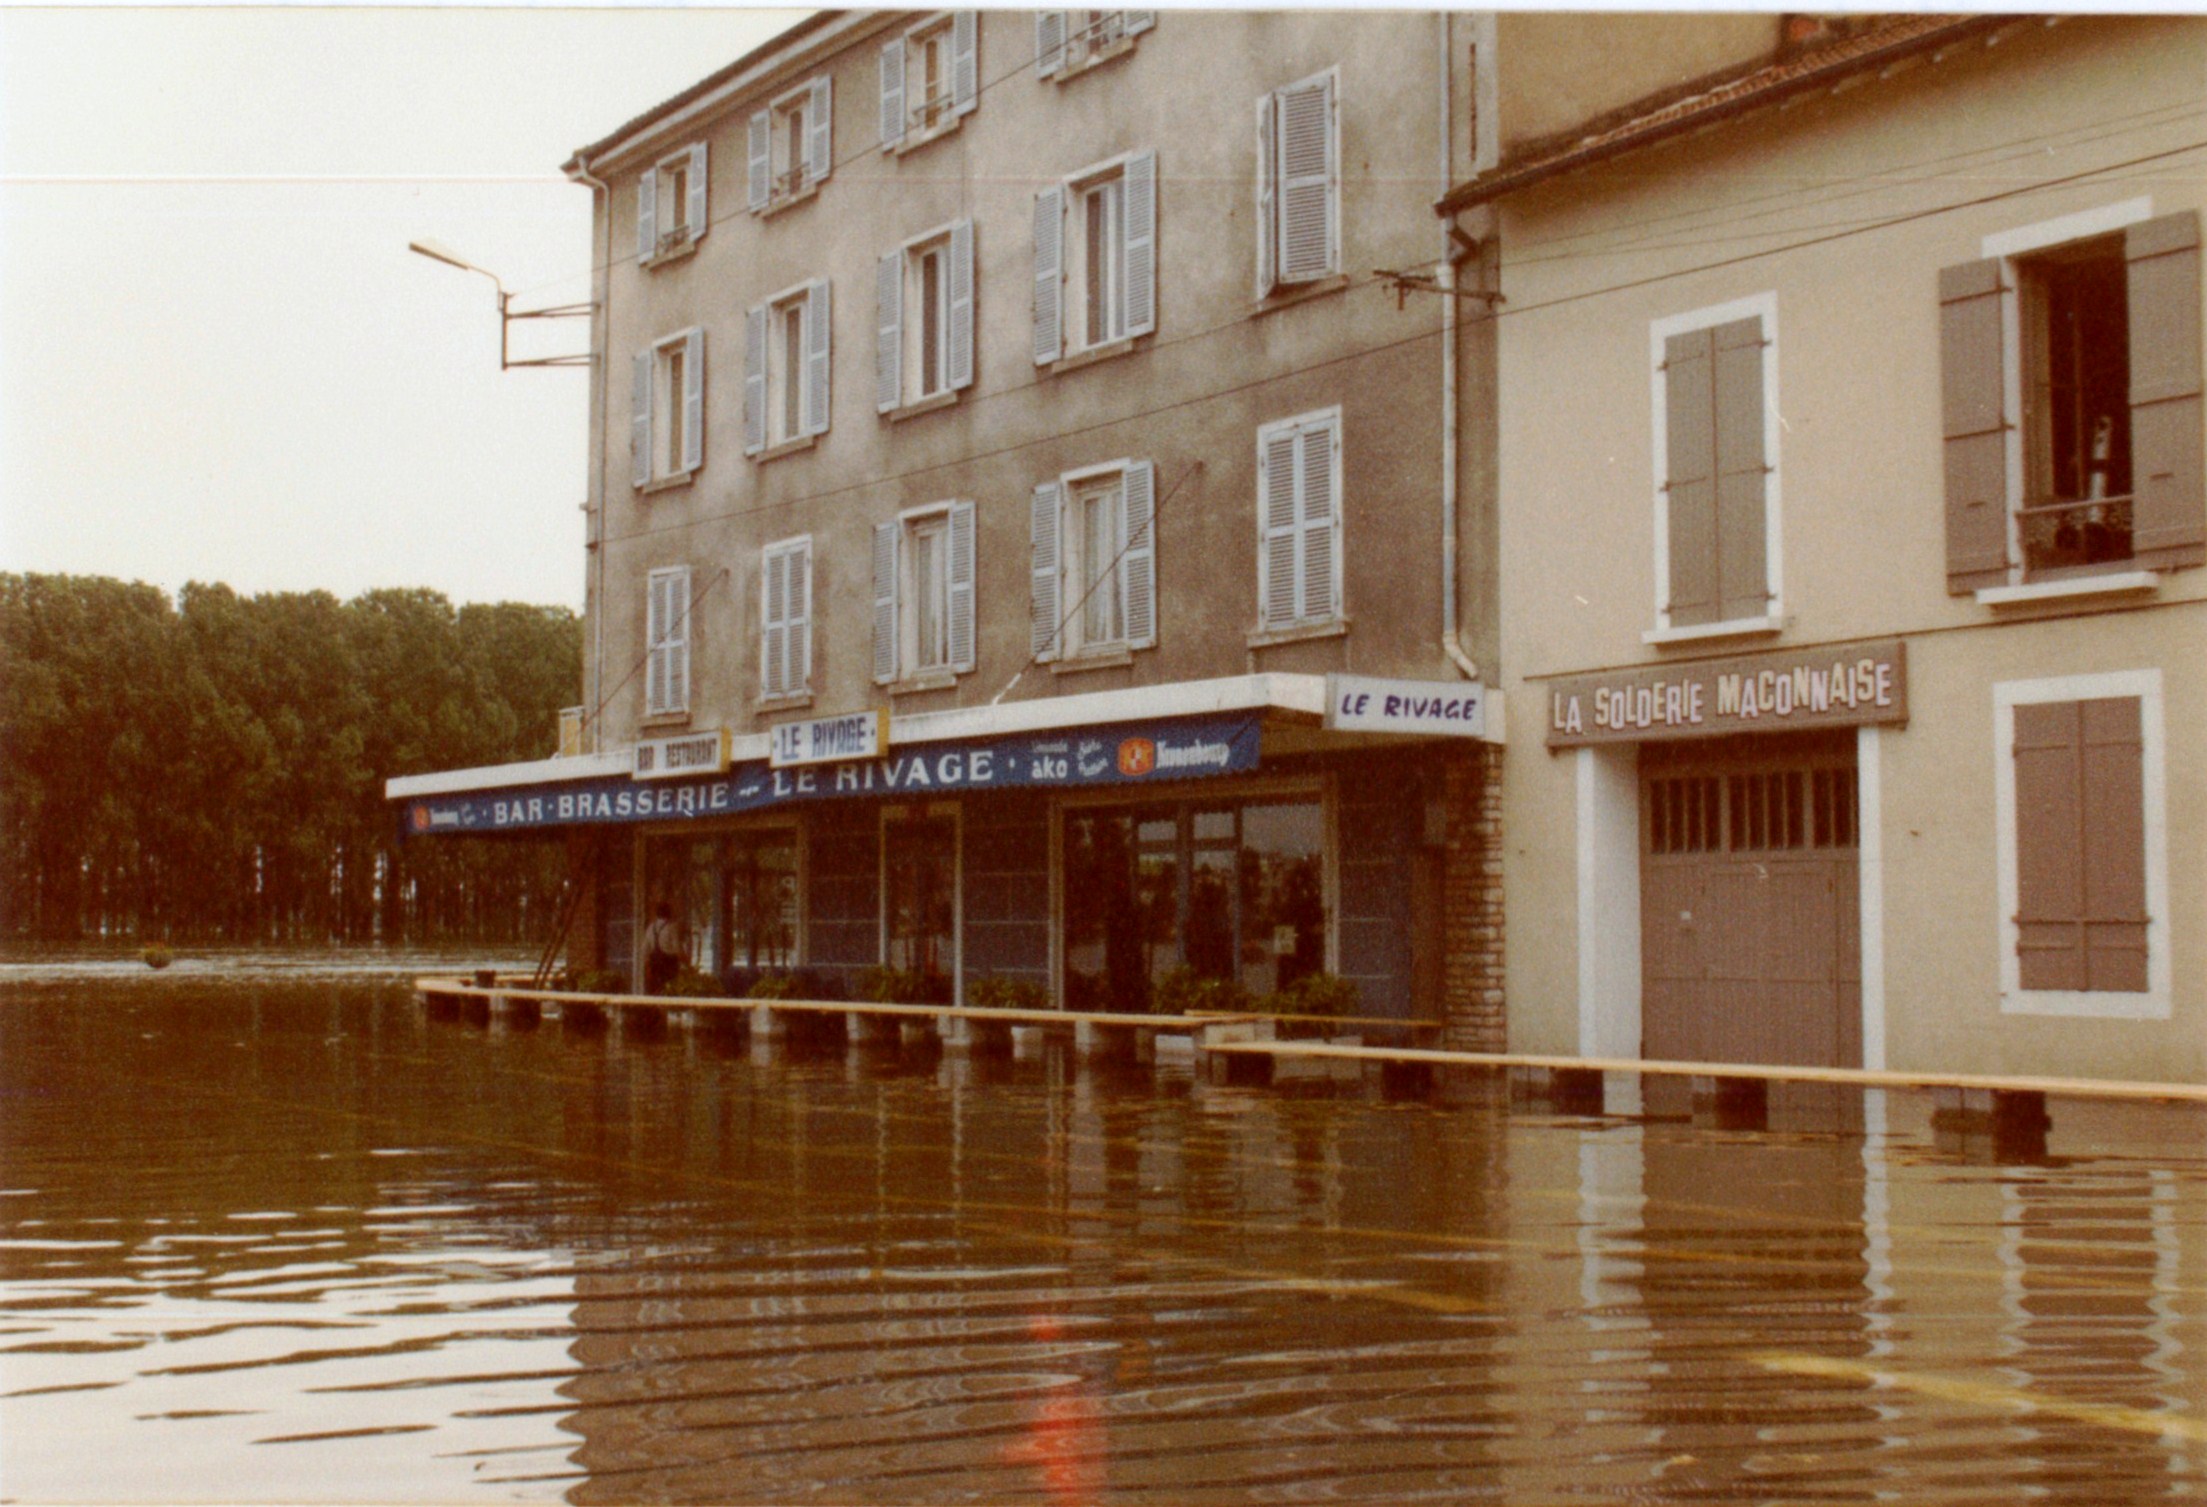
[
  {"x1": 1064, "y1": 794, "x2": 1324, "y2": 1011},
  {"x1": 642, "y1": 828, "x2": 798, "y2": 981},
  {"x1": 884, "y1": 811, "x2": 956, "y2": 1000}
]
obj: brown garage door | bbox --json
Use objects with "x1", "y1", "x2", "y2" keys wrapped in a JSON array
[{"x1": 1641, "y1": 733, "x2": 1861, "y2": 1068}]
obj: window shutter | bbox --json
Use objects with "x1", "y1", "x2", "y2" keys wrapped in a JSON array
[
  {"x1": 1939, "y1": 258, "x2": 2012, "y2": 592},
  {"x1": 806, "y1": 76, "x2": 833, "y2": 186},
  {"x1": 876, "y1": 251, "x2": 903, "y2": 413},
  {"x1": 743, "y1": 304, "x2": 768, "y2": 455},
  {"x1": 948, "y1": 500, "x2": 977, "y2": 673},
  {"x1": 948, "y1": 219, "x2": 975, "y2": 391},
  {"x1": 952, "y1": 11, "x2": 979, "y2": 115},
  {"x1": 1297, "y1": 420, "x2": 1338, "y2": 621},
  {"x1": 2126, "y1": 211, "x2": 2205, "y2": 571},
  {"x1": 791, "y1": 543, "x2": 812, "y2": 691},
  {"x1": 668, "y1": 568, "x2": 690, "y2": 714},
  {"x1": 1036, "y1": 12, "x2": 1067, "y2": 78},
  {"x1": 1277, "y1": 73, "x2": 1335, "y2": 285},
  {"x1": 2013, "y1": 697, "x2": 2147, "y2": 994},
  {"x1": 1125, "y1": 11, "x2": 1156, "y2": 35},
  {"x1": 1254, "y1": 94, "x2": 1276, "y2": 298},
  {"x1": 686, "y1": 143, "x2": 709, "y2": 241},
  {"x1": 1030, "y1": 481, "x2": 1062, "y2": 661},
  {"x1": 761, "y1": 549, "x2": 787, "y2": 698},
  {"x1": 1260, "y1": 427, "x2": 1300, "y2": 628},
  {"x1": 636, "y1": 168, "x2": 657, "y2": 262},
  {"x1": 645, "y1": 572, "x2": 666, "y2": 714},
  {"x1": 872, "y1": 522, "x2": 898, "y2": 684},
  {"x1": 879, "y1": 36, "x2": 906, "y2": 151},
  {"x1": 2081, "y1": 697, "x2": 2149, "y2": 990},
  {"x1": 1033, "y1": 185, "x2": 1064, "y2": 365},
  {"x1": 631, "y1": 350, "x2": 653, "y2": 487},
  {"x1": 1663, "y1": 328, "x2": 1720, "y2": 626},
  {"x1": 1122, "y1": 459, "x2": 1156, "y2": 648},
  {"x1": 681, "y1": 329, "x2": 705, "y2": 473},
  {"x1": 747, "y1": 109, "x2": 771, "y2": 211},
  {"x1": 1122, "y1": 150, "x2": 1156, "y2": 337},
  {"x1": 2012, "y1": 700, "x2": 2083, "y2": 991},
  {"x1": 804, "y1": 279, "x2": 832, "y2": 436},
  {"x1": 1712, "y1": 316, "x2": 1769, "y2": 623}
]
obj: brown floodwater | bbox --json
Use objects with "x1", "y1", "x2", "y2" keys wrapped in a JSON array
[{"x1": 1, "y1": 956, "x2": 2203, "y2": 1504}]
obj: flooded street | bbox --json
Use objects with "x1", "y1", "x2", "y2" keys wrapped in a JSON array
[{"x1": 2, "y1": 960, "x2": 2203, "y2": 1503}]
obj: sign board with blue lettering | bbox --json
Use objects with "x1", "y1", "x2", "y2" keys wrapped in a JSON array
[
  {"x1": 401, "y1": 714, "x2": 1260, "y2": 837},
  {"x1": 769, "y1": 709, "x2": 887, "y2": 769},
  {"x1": 1324, "y1": 674, "x2": 1490, "y2": 739}
]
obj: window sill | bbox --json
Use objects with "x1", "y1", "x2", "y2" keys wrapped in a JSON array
[
  {"x1": 639, "y1": 711, "x2": 691, "y2": 731},
  {"x1": 1050, "y1": 648, "x2": 1134, "y2": 675},
  {"x1": 1247, "y1": 619, "x2": 1348, "y2": 650},
  {"x1": 1050, "y1": 35, "x2": 1138, "y2": 83},
  {"x1": 641, "y1": 236, "x2": 700, "y2": 270},
  {"x1": 639, "y1": 470, "x2": 696, "y2": 496},
  {"x1": 889, "y1": 110, "x2": 966, "y2": 157},
  {"x1": 755, "y1": 691, "x2": 814, "y2": 714},
  {"x1": 888, "y1": 671, "x2": 959, "y2": 697},
  {"x1": 1976, "y1": 571, "x2": 2159, "y2": 609},
  {"x1": 757, "y1": 180, "x2": 821, "y2": 220},
  {"x1": 1641, "y1": 615, "x2": 1784, "y2": 647},
  {"x1": 1049, "y1": 336, "x2": 1141, "y2": 377},
  {"x1": 887, "y1": 389, "x2": 960, "y2": 423},
  {"x1": 1252, "y1": 273, "x2": 1350, "y2": 317},
  {"x1": 752, "y1": 433, "x2": 817, "y2": 465}
]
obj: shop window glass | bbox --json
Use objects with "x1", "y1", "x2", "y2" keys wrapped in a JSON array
[
  {"x1": 884, "y1": 813, "x2": 956, "y2": 1000},
  {"x1": 1237, "y1": 801, "x2": 1325, "y2": 999},
  {"x1": 644, "y1": 830, "x2": 798, "y2": 983}
]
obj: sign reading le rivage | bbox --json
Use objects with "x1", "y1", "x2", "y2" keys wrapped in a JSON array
[{"x1": 1545, "y1": 639, "x2": 1908, "y2": 747}]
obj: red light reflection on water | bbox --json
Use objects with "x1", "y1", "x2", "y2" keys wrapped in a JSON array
[{"x1": 1002, "y1": 1313, "x2": 1106, "y2": 1507}]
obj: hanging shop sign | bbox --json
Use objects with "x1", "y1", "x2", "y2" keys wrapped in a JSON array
[
  {"x1": 634, "y1": 728, "x2": 732, "y2": 779},
  {"x1": 400, "y1": 714, "x2": 1260, "y2": 836},
  {"x1": 1545, "y1": 639, "x2": 1907, "y2": 748},
  {"x1": 1324, "y1": 674, "x2": 1489, "y2": 739},
  {"x1": 768, "y1": 709, "x2": 888, "y2": 769}
]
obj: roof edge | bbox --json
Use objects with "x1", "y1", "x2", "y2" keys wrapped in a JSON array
[{"x1": 1435, "y1": 13, "x2": 2015, "y2": 216}]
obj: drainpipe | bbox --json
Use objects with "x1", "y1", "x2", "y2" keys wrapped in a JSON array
[
  {"x1": 571, "y1": 153, "x2": 611, "y2": 751},
  {"x1": 1439, "y1": 11, "x2": 1479, "y2": 683}
]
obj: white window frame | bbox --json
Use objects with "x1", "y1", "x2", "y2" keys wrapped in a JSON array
[
  {"x1": 1982, "y1": 197, "x2": 2158, "y2": 589},
  {"x1": 1036, "y1": 10, "x2": 1154, "y2": 83},
  {"x1": 750, "y1": 74, "x2": 832, "y2": 213},
  {"x1": 1992, "y1": 667, "x2": 2170, "y2": 1020},
  {"x1": 640, "y1": 142, "x2": 708, "y2": 263},
  {"x1": 882, "y1": 11, "x2": 976, "y2": 153},
  {"x1": 634, "y1": 328, "x2": 703, "y2": 486},
  {"x1": 1256, "y1": 66, "x2": 1340, "y2": 297},
  {"x1": 748, "y1": 277, "x2": 830, "y2": 454},
  {"x1": 644, "y1": 565, "x2": 692, "y2": 719},
  {"x1": 880, "y1": 221, "x2": 974, "y2": 410},
  {"x1": 772, "y1": 293, "x2": 807, "y2": 446},
  {"x1": 1255, "y1": 407, "x2": 1344, "y2": 631},
  {"x1": 1063, "y1": 461, "x2": 1129, "y2": 656},
  {"x1": 1645, "y1": 291, "x2": 1784, "y2": 642},
  {"x1": 1071, "y1": 170, "x2": 1125, "y2": 352},
  {"x1": 759, "y1": 536, "x2": 812, "y2": 701},
  {"x1": 897, "y1": 501, "x2": 955, "y2": 678}
]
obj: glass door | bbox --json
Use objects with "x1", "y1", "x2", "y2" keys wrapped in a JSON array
[{"x1": 883, "y1": 811, "x2": 957, "y2": 1003}]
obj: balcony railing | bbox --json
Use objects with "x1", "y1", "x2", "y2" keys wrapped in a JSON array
[{"x1": 2020, "y1": 494, "x2": 2134, "y2": 574}]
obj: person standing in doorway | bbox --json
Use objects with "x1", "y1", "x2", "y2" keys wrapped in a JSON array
[{"x1": 642, "y1": 900, "x2": 684, "y2": 994}]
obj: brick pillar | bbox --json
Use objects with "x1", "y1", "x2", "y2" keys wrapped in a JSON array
[{"x1": 1440, "y1": 742, "x2": 1506, "y2": 1052}]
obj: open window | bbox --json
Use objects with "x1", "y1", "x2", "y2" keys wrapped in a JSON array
[
  {"x1": 874, "y1": 502, "x2": 976, "y2": 685},
  {"x1": 637, "y1": 143, "x2": 707, "y2": 262},
  {"x1": 748, "y1": 75, "x2": 832, "y2": 213},
  {"x1": 1035, "y1": 11, "x2": 1154, "y2": 82},
  {"x1": 880, "y1": 12, "x2": 977, "y2": 152},
  {"x1": 876, "y1": 221, "x2": 974, "y2": 414},
  {"x1": 745, "y1": 280, "x2": 830, "y2": 455},
  {"x1": 1030, "y1": 460, "x2": 1156, "y2": 661},
  {"x1": 630, "y1": 329, "x2": 704, "y2": 487},
  {"x1": 1942, "y1": 208, "x2": 2203, "y2": 593},
  {"x1": 1033, "y1": 151, "x2": 1156, "y2": 365}
]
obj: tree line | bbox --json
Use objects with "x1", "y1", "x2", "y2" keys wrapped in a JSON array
[{"x1": 1, "y1": 573, "x2": 581, "y2": 945}]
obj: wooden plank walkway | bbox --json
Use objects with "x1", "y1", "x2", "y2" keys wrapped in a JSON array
[{"x1": 1200, "y1": 1040, "x2": 2207, "y2": 1105}]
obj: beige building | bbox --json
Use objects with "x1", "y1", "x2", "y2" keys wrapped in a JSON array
[
  {"x1": 390, "y1": 11, "x2": 1506, "y2": 1037},
  {"x1": 1447, "y1": 13, "x2": 2205, "y2": 1084}
]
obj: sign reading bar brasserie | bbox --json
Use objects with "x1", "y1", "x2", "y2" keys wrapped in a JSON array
[
  {"x1": 402, "y1": 714, "x2": 1260, "y2": 837},
  {"x1": 1546, "y1": 639, "x2": 1907, "y2": 747},
  {"x1": 769, "y1": 710, "x2": 886, "y2": 769}
]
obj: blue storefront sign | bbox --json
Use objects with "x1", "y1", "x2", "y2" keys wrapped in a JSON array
[{"x1": 403, "y1": 714, "x2": 1261, "y2": 837}]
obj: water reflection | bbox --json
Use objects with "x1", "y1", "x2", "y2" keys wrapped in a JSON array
[{"x1": 0, "y1": 964, "x2": 2202, "y2": 1503}]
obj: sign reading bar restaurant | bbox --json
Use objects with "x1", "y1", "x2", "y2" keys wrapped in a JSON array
[
  {"x1": 1324, "y1": 674, "x2": 1489, "y2": 739},
  {"x1": 634, "y1": 728, "x2": 732, "y2": 779},
  {"x1": 1545, "y1": 639, "x2": 1908, "y2": 747},
  {"x1": 769, "y1": 710, "x2": 887, "y2": 769},
  {"x1": 402, "y1": 714, "x2": 1260, "y2": 836}
]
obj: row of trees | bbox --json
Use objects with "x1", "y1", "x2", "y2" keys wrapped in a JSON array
[{"x1": 0, "y1": 573, "x2": 581, "y2": 944}]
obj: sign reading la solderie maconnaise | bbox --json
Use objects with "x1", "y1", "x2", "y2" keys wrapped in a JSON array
[{"x1": 1545, "y1": 639, "x2": 1907, "y2": 748}]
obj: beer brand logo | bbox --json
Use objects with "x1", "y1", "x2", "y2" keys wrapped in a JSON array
[
  {"x1": 1116, "y1": 738, "x2": 1156, "y2": 777},
  {"x1": 410, "y1": 805, "x2": 431, "y2": 832}
]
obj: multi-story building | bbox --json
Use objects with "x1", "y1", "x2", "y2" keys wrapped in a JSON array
[
  {"x1": 390, "y1": 11, "x2": 1506, "y2": 1038},
  {"x1": 1447, "y1": 13, "x2": 2205, "y2": 1084}
]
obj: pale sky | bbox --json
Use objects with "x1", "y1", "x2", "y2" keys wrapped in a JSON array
[{"x1": 0, "y1": 4, "x2": 806, "y2": 611}]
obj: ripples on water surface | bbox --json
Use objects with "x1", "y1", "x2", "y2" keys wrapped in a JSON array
[{"x1": 1, "y1": 957, "x2": 2202, "y2": 1504}]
